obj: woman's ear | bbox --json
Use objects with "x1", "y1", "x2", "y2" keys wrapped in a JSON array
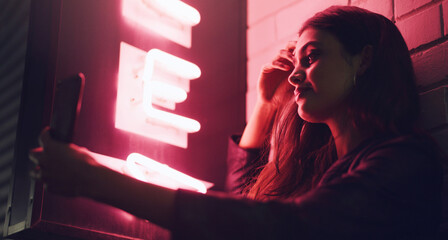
[{"x1": 357, "y1": 45, "x2": 373, "y2": 75}]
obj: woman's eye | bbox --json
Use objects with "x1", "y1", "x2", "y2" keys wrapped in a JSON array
[
  {"x1": 301, "y1": 50, "x2": 320, "y2": 67},
  {"x1": 308, "y1": 53, "x2": 318, "y2": 63}
]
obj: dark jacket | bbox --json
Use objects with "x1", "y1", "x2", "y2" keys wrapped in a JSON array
[{"x1": 172, "y1": 134, "x2": 443, "y2": 239}]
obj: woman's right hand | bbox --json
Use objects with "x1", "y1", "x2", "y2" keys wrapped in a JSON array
[{"x1": 257, "y1": 41, "x2": 296, "y2": 108}]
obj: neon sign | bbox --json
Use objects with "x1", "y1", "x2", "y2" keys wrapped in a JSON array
[
  {"x1": 115, "y1": 42, "x2": 201, "y2": 147},
  {"x1": 117, "y1": 0, "x2": 201, "y2": 148},
  {"x1": 108, "y1": 0, "x2": 209, "y2": 192},
  {"x1": 142, "y1": 49, "x2": 201, "y2": 133}
]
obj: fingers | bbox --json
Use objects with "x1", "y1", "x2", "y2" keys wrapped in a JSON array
[
  {"x1": 271, "y1": 61, "x2": 290, "y2": 71},
  {"x1": 30, "y1": 165, "x2": 42, "y2": 179},
  {"x1": 265, "y1": 41, "x2": 297, "y2": 72},
  {"x1": 29, "y1": 165, "x2": 49, "y2": 192},
  {"x1": 284, "y1": 40, "x2": 297, "y2": 63},
  {"x1": 29, "y1": 146, "x2": 52, "y2": 168},
  {"x1": 39, "y1": 126, "x2": 52, "y2": 148},
  {"x1": 267, "y1": 50, "x2": 294, "y2": 72},
  {"x1": 284, "y1": 40, "x2": 297, "y2": 62},
  {"x1": 29, "y1": 148, "x2": 45, "y2": 181},
  {"x1": 286, "y1": 40, "x2": 297, "y2": 53},
  {"x1": 30, "y1": 128, "x2": 55, "y2": 181},
  {"x1": 29, "y1": 147, "x2": 43, "y2": 165}
]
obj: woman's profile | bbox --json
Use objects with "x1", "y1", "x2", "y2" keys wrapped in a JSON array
[{"x1": 30, "y1": 5, "x2": 444, "y2": 239}]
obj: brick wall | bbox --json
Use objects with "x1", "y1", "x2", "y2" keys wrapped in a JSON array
[{"x1": 246, "y1": 0, "x2": 448, "y2": 150}]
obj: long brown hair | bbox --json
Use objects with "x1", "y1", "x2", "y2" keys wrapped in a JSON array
[{"x1": 247, "y1": 6, "x2": 419, "y2": 200}]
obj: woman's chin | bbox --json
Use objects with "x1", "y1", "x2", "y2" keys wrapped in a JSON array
[
  {"x1": 297, "y1": 105, "x2": 326, "y2": 123},
  {"x1": 298, "y1": 107, "x2": 314, "y2": 122}
]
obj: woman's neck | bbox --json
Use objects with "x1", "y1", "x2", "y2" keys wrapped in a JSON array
[{"x1": 326, "y1": 117, "x2": 371, "y2": 158}]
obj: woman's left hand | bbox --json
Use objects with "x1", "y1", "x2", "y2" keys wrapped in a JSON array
[{"x1": 29, "y1": 127, "x2": 98, "y2": 197}]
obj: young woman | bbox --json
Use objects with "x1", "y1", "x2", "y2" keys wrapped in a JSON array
[{"x1": 30, "y1": 6, "x2": 444, "y2": 239}]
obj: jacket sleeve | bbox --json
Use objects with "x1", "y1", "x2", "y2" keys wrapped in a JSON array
[
  {"x1": 171, "y1": 138, "x2": 442, "y2": 240},
  {"x1": 225, "y1": 135, "x2": 268, "y2": 195}
]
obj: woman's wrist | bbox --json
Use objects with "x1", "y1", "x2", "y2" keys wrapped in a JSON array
[
  {"x1": 256, "y1": 97, "x2": 278, "y2": 112},
  {"x1": 76, "y1": 155, "x2": 105, "y2": 198},
  {"x1": 239, "y1": 99, "x2": 278, "y2": 149}
]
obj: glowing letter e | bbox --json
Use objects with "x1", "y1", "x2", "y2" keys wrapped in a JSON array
[{"x1": 142, "y1": 49, "x2": 201, "y2": 133}]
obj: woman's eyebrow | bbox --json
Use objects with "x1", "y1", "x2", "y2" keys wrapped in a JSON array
[{"x1": 296, "y1": 41, "x2": 322, "y2": 55}]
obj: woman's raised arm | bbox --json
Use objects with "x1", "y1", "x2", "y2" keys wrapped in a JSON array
[{"x1": 239, "y1": 41, "x2": 296, "y2": 149}]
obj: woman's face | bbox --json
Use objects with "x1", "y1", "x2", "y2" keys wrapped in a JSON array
[{"x1": 289, "y1": 28, "x2": 360, "y2": 123}]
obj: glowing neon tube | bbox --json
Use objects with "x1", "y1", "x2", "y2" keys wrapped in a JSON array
[
  {"x1": 144, "y1": 49, "x2": 201, "y2": 80},
  {"x1": 127, "y1": 153, "x2": 207, "y2": 193},
  {"x1": 142, "y1": 48, "x2": 201, "y2": 133},
  {"x1": 151, "y1": 81, "x2": 187, "y2": 103},
  {"x1": 143, "y1": 77, "x2": 201, "y2": 133},
  {"x1": 144, "y1": 105, "x2": 201, "y2": 132},
  {"x1": 142, "y1": 0, "x2": 201, "y2": 26}
]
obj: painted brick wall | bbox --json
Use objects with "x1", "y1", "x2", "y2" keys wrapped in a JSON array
[{"x1": 246, "y1": 0, "x2": 448, "y2": 145}]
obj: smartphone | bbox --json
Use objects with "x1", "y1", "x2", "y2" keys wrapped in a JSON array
[{"x1": 49, "y1": 73, "x2": 85, "y2": 143}]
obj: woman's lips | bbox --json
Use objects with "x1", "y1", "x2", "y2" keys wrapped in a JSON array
[{"x1": 294, "y1": 87, "x2": 312, "y2": 101}]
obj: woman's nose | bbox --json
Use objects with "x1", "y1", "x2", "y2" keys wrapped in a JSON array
[{"x1": 288, "y1": 71, "x2": 305, "y2": 86}]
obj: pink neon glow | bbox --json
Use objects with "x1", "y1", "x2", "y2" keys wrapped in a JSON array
[
  {"x1": 121, "y1": 0, "x2": 199, "y2": 48},
  {"x1": 116, "y1": 42, "x2": 202, "y2": 148},
  {"x1": 142, "y1": 0, "x2": 201, "y2": 26},
  {"x1": 127, "y1": 153, "x2": 207, "y2": 193},
  {"x1": 143, "y1": 48, "x2": 201, "y2": 133},
  {"x1": 152, "y1": 81, "x2": 187, "y2": 103},
  {"x1": 144, "y1": 49, "x2": 201, "y2": 80},
  {"x1": 144, "y1": 106, "x2": 201, "y2": 132},
  {"x1": 91, "y1": 152, "x2": 211, "y2": 194}
]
